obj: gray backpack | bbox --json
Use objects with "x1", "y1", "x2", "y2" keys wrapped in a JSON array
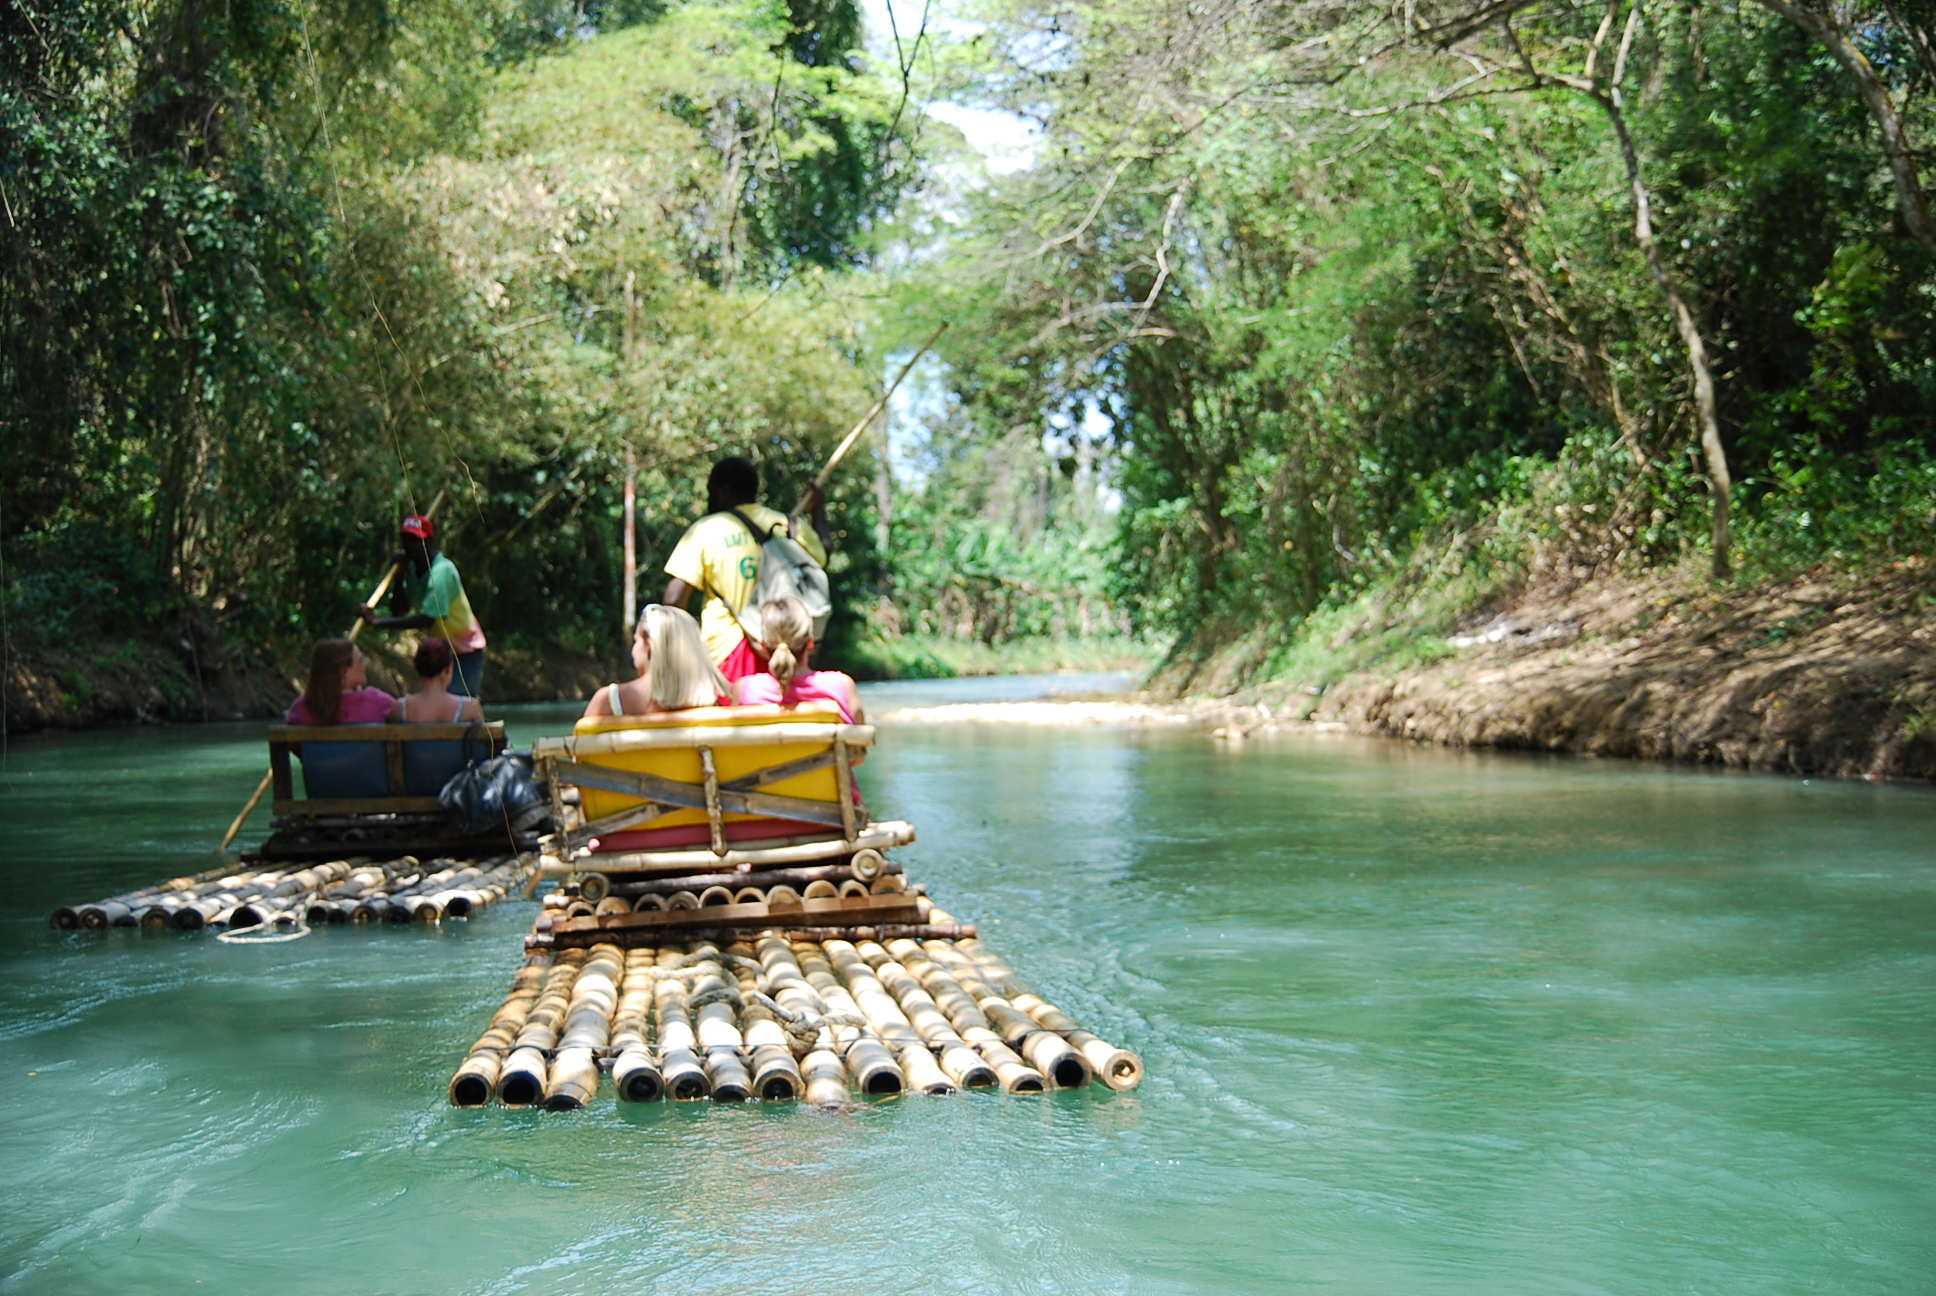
[{"x1": 727, "y1": 508, "x2": 832, "y2": 641}]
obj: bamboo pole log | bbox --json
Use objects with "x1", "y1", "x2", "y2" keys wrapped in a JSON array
[
  {"x1": 612, "y1": 946, "x2": 664, "y2": 1102},
  {"x1": 730, "y1": 939, "x2": 803, "y2": 1101},
  {"x1": 448, "y1": 952, "x2": 550, "y2": 1106},
  {"x1": 653, "y1": 950, "x2": 710, "y2": 1100},
  {"x1": 889, "y1": 940, "x2": 993, "y2": 1036},
  {"x1": 802, "y1": 880, "x2": 838, "y2": 901},
  {"x1": 614, "y1": 1047, "x2": 664, "y2": 1102},
  {"x1": 689, "y1": 945, "x2": 752, "y2": 1101},
  {"x1": 543, "y1": 1046, "x2": 600, "y2": 1110},
  {"x1": 636, "y1": 893, "x2": 667, "y2": 911},
  {"x1": 1019, "y1": 1030, "x2": 1093, "y2": 1090},
  {"x1": 665, "y1": 890, "x2": 700, "y2": 910},
  {"x1": 496, "y1": 1047, "x2": 548, "y2": 1106},
  {"x1": 765, "y1": 885, "x2": 801, "y2": 909},
  {"x1": 961, "y1": 1026, "x2": 1046, "y2": 1094},
  {"x1": 847, "y1": 848, "x2": 885, "y2": 882},
  {"x1": 822, "y1": 940, "x2": 920, "y2": 1049},
  {"x1": 754, "y1": 936, "x2": 849, "y2": 1105},
  {"x1": 953, "y1": 945, "x2": 1139, "y2": 1091},
  {"x1": 578, "y1": 872, "x2": 612, "y2": 903},
  {"x1": 897, "y1": 1043, "x2": 956, "y2": 1095},
  {"x1": 698, "y1": 885, "x2": 735, "y2": 907},
  {"x1": 800, "y1": 1047, "x2": 850, "y2": 1108},
  {"x1": 733, "y1": 886, "x2": 766, "y2": 905},
  {"x1": 543, "y1": 821, "x2": 916, "y2": 877},
  {"x1": 55, "y1": 860, "x2": 257, "y2": 928},
  {"x1": 78, "y1": 901, "x2": 133, "y2": 929},
  {"x1": 608, "y1": 859, "x2": 898, "y2": 897},
  {"x1": 1064, "y1": 1030, "x2": 1145, "y2": 1092},
  {"x1": 448, "y1": 1051, "x2": 503, "y2": 1107},
  {"x1": 838, "y1": 879, "x2": 869, "y2": 899},
  {"x1": 869, "y1": 874, "x2": 906, "y2": 895},
  {"x1": 776, "y1": 924, "x2": 976, "y2": 942},
  {"x1": 853, "y1": 942, "x2": 962, "y2": 1050},
  {"x1": 795, "y1": 941, "x2": 901, "y2": 1096},
  {"x1": 593, "y1": 896, "x2": 633, "y2": 917}
]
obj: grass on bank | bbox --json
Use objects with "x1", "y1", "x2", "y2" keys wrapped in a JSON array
[{"x1": 843, "y1": 633, "x2": 1159, "y2": 682}]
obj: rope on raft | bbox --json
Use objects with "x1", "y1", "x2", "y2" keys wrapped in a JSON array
[{"x1": 216, "y1": 919, "x2": 313, "y2": 945}]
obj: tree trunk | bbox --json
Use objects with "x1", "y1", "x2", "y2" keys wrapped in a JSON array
[
  {"x1": 1752, "y1": 0, "x2": 1936, "y2": 250},
  {"x1": 1598, "y1": 94, "x2": 1732, "y2": 578}
]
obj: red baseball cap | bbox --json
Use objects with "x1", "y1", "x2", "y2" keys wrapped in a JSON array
[{"x1": 400, "y1": 514, "x2": 434, "y2": 540}]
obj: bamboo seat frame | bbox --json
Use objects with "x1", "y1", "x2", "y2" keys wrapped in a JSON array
[{"x1": 530, "y1": 718, "x2": 914, "y2": 885}]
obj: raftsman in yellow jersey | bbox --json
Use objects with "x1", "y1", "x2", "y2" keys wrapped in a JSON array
[{"x1": 664, "y1": 505, "x2": 828, "y2": 664}]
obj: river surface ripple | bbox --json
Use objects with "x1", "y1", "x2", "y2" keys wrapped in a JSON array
[{"x1": 0, "y1": 674, "x2": 1931, "y2": 1294}]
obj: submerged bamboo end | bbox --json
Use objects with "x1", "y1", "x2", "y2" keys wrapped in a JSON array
[{"x1": 449, "y1": 1053, "x2": 502, "y2": 1107}]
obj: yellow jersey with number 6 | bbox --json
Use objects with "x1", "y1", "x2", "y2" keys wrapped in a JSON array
[{"x1": 663, "y1": 505, "x2": 828, "y2": 664}]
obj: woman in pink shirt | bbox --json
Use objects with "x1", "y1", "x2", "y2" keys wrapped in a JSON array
[
  {"x1": 286, "y1": 638, "x2": 399, "y2": 725},
  {"x1": 731, "y1": 596, "x2": 863, "y2": 726}
]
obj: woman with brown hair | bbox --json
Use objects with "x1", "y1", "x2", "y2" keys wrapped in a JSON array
[
  {"x1": 399, "y1": 638, "x2": 484, "y2": 723},
  {"x1": 285, "y1": 639, "x2": 400, "y2": 725}
]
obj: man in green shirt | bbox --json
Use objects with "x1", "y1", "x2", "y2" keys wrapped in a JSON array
[{"x1": 360, "y1": 514, "x2": 489, "y2": 697}]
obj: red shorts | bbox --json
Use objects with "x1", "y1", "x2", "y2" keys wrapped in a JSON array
[{"x1": 719, "y1": 636, "x2": 766, "y2": 683}]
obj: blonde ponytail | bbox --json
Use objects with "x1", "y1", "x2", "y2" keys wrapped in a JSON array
[
  {"x1": 767, "y1": 640, "x2": 799, "y2": 690},
  {"x1": 757, "y1": 596, "x2": 813, "y2": 693}
]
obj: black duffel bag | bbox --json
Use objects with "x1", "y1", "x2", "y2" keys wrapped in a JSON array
[{"x1": 439, "y1": 750, "x2": 552, "y2": 836}]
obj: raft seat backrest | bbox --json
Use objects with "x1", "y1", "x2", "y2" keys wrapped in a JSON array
[
  {"x1": 538, "y1": 704, "x2": 866, "y2": 853},
  {"x1": 269, "y1": 722, "x2": 508, "y2": 816},
  {"x1": 401, "y1": 739, "x2": 474, "y2": 798},
  {"x1": 297, "y1": 729, "x2": 391, "y2": 800}
]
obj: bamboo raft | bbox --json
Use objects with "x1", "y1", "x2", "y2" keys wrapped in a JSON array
[
  {"x1": 50, "y1": 855, "x2": 534, "y2": 932},
  {"x1": 449, "y1": 900, "x2": 1144, "y2": 1108}
]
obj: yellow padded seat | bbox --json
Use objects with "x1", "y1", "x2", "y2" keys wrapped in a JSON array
[{"x1": 571, "y1": 703, "x2": 844, "y2": 834}]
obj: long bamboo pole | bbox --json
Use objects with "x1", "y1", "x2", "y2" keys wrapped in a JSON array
[
  {"x1": 217, "y1": 487, "x2": 450, "y2": 853},
  {"x1": 793, "y1": 323, "x2": 948, "y2": 520}
]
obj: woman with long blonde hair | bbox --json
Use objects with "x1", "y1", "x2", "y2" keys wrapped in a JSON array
[
  {"x1": 582, "y1": 603, "x2": 732, "y2": 719},
  {"x1": 730, "y1": 596, "x2": 863, "y2": 725}
]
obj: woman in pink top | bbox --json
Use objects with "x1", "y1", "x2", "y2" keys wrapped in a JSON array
[
  {"x1": 286, "y1": 638, "x2": 399, "y2": 725},
  {"x1": 732, "y1": 596, "x2": 864, "y2": 726}
]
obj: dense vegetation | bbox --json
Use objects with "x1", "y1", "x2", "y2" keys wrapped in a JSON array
[
  {"x1": 913, "y1": 0, "x2": 1936, "y2": 662},
  {"x1": 4, "y1": 0, "x2": 1932, "y2": 715},
  {"x1": 904, "y1": 0, "x2": 1935, "y2": 666}
]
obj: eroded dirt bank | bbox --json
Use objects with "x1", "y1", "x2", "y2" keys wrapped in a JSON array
[
  {"x1": 1296, "y1": 564, "x2": 1935, "y2": 781},
  {"x1": 885, "y1": 563, "x2": 1936, "y2": 784}
]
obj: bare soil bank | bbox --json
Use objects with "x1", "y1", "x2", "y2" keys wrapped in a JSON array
[
  {"x1": 1168, "y1": 561, "x2": 1936, "y2": 783},
  {"x1": 889, "y1": 562, "x2": 1935, "y2": 783}
]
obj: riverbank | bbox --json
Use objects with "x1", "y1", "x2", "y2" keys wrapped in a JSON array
[
  {"x1": 1, "y1": 627, "x2": 1154, "y2": 733},
  {"x1": 887, "y1": 561, "x2": 1935, "y2": 784}
]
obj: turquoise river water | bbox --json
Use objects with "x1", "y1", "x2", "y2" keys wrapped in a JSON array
[{"x1": 1, "y1": 674, "x2": 1932, "y2": 1294}]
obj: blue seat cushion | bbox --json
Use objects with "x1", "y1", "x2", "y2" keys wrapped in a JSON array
[
  {"x1": 402, "y1": 739, "x2": 471, "y2": 797},
  {"x1": 297, "y1": 734, "x2": 391, "y2": 800}
]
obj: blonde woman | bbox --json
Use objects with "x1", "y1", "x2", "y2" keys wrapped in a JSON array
[
  {"x1": 582, "y1": 603, "x2": 732, "y2": 719},
  {"x1": 731, "y1": 596, "x2": 863, "y2": 725}
]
